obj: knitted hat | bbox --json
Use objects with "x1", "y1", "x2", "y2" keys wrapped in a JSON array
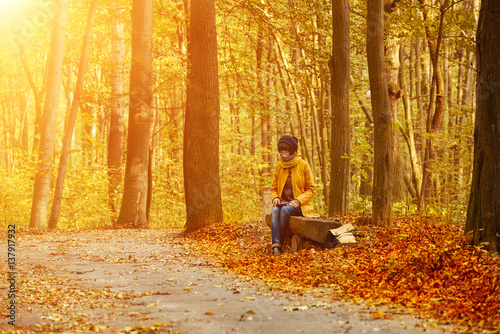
[{"x1": 278, "y1": 135, "x2": 298, "y2": 153}]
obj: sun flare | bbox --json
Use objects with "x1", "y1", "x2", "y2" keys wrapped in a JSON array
[{"x1": 0, "y1": 0, "x2": 20, "y2": 15}]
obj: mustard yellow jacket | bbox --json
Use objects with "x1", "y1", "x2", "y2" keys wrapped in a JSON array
[{"x1": 270, "y1": 158, "x2": 317, "y2": 217}]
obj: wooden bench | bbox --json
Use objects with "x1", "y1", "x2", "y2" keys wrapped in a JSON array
[{"x1": 264, "y1": 214, "x2": 342, "y2": 251}]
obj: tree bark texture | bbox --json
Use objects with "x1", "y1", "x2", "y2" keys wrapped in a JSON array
[
  {"x1": 319, "y1": 80, "x2": 329, "y2": 206},
  {"x1": 386, "y1": 37, "x2": 404, "y2": 202},
  {"x1": 116, "y1": 0, "x2": 153, "y2": 228},
  {"x1": 108, "y1": 7, "x2": 126, "y2": 216},
  {"x1": 48, "y1": 0, "x2": 98, "y2": 230},
  {"x1": 29, "y1": 0, "x2": 68, "y2": 229},
  {"x1": 413, "y1": 39, "x2": 425, "y2": 163},
  {"x1": 366, "y1": 0, "x2": 393, "y2": 225},
  {"x1": 399, "y1": 42, "x2": 422, "y2": 200},
  {"x1": 465, "y1": 0, "x2": 500, "y2": 253},
  {"x1": 329, "y1": 0, "x2": 350, "y2": 216},
  {"x1": 183, "y1": 0, "x2": 223, "y2": 234}
]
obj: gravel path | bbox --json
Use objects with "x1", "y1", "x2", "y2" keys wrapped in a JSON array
[{"x1": 0, "y1": 229, "x2": 460, "y2": 333}]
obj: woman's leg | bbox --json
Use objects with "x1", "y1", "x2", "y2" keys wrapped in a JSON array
[
  {"x1": 272, "y1": 205, "x2": 302, "y2": 247},
  {"x1": 271, "y1": 207, "x2": 282, "y2": 247}
]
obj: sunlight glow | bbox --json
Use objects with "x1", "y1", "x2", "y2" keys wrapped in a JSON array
[{"x1": 0, "y1": 0, "x2": 20, "y2": 15}]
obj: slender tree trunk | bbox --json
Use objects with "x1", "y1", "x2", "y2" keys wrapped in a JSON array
[
  {"x1": 414, "y1": 39, "x2": 425, "y2": 163},
  {"x1": 167, "y1": 92, "x2": 182, "y2": 167},
  {"x1": 3, "y1": 93, "x2": 14, "y2": 169},
  {"x1": 19, "y1": 94, "x2": 29, "y2": 152},
  {"x1": 319, "y1": 79, "x2": 329, "y2": 207},
  {"x1": 1, "y1": 106, "x2": 7, "y2": 167},
  {"x1": 18, "y1": 44, "x2": 44, "y2": 158},
  {"x1": 297, "y1": 44, "x2": 321, "y2": 177},
  {"x1": 183, "y1": 0, "x2": 223, "y2": 234},
  {"x1": 443, "y1": 43, "x2": 449, "y2": 134},
  {"x1": 329, "y1": 0, "x2": 350, "y2": 216},
  {"x1": 29, "y1": 0, "x2": 68, "y2": 229},
  {"x1": 275, "y1": 56, "x2": 295, "y2": 138},
  {"x1": 1, "y1": 105, "x2": 7, "y2": 167},
  {"x1": 116, "y1": 0, "x2": 153, "y2": 228},
  {"x1": 266, "y1": 41, "x2": 274, "y2": 172},
  {"x1": 108, "y1": 6, "x2": 126, "y2": 216},
  {"x1": 465, "y1": 0, "x2": 500, "y2": 253},
  {"x1": 367, "y1": 0, "x2": 393, "y2": 225},
  {"x1": 452, "y1": 50, "x2": 465, "y2": 202},
  {"x1": 417, "y1": 0, "x2": 448, "y2": 211},
  {"x1": 82, "y1": 103, "x2": 95, "y2": 166},
  {"x1": 47, "y1": 0, "x2": 98, "y2": 230},
  {"x1": 250, "y1": 114, "x2": 256, "y2": 157},
  {"x1": 456, "y1": 48, "x2": 464, "y2": 106},
  {"x1": 256, "y1": 24, "x2": 270, "y2": 176},
  {"x1": 442, "y1": 42, "x2": 451, "y2": 205},
  {"x1": 399, "y1": 41, "x2": 422, "y2": 199},
  {"x1": 146, "y1": 95, "x2": 157, "y2": 221},
  {"x1": 462, "y1": 51, "x2": 475, "y2": 107},
  {"x1": 64, "y1": 63, "x2": 73, "y2": 127}
]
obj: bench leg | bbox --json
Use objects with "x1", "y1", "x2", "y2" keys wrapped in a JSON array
[{"x1": 290, "y1": 234, "x2": 304, "y2": 252}]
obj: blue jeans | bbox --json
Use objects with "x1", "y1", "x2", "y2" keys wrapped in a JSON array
[{"x1": 271, "y1": 205, "x2": 302, "y2": 248}]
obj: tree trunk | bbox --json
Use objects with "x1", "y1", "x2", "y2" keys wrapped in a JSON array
[
  {"x1": 329, "y1": 0, "x2": 350, "y2": 216},
  {"x1": 256, "y1": 24, "x2": 270, "y2": 176},
  {"x1": 465, "y1": 0, "x2": 500, "y2": 253},
  {"x1": 64, "y1": 63, "x2": 73, "y2": 128},
  {"x1": 82, "y1": 103, "x2": 95, "y2": 166},
  {"x1": 48, "y1": 0, "x2": 98, "y2": 230},
  {"x1": 20, "y1": 94, "x2": 29, "y2": 152},
  {"x1": 297, "y1": 44, "x2": 320, "y2": 178},
  {"x1": 29, "y1": 0, "x2": 68, "y2": 229},
  {"x1": 146, "y1": 95, "x2": 158, "y2": 221},
  {"x1": 183, "y1": 0, "x2": 223, "y2": 235},
  {"x1": 319, "y1": 79, "x2": 329, "y2": 207},
  {"x1": 443, "y1": 42, "x2": 449, "y2": 134},
  {"x1": 366, "y1": 0, "x2": 393, "y2": 225},
  {"x1": 17, "y1": 44, "x2": 44, "y2": 158},
  {"x1": 108, "y1": 6, "x2": 126, "y2": 217},
  {"x1": 417, "y1": 0, "x2": 447, "y2": 211},
  {"x1": 386, "y1": 36, "x2": 404, "y2": 202},
  {"x1": 250, "y1": 113, "x2": 256, "y2": 157},
  {"x1": 266, "y1": 41, "x2": 274, "y2": 173},
  {"x1": 116, "y1": 0, "x2": 153, "y2": 228},
  {"x1": 399, "y1": 41, "x2": 422, "y2": 199},
  {"x1": 442, "y1": 42, "x2": 450, "y2": 205},
  {"x1": 413, "y1": 39, "x2": 425, "y2": 163},
  {"x1": 452, "y1": 51, "x2": 465, "y2": 202}
]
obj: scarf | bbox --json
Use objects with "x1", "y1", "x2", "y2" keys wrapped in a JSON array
[{"x1": 279, "y1": 152, "x2": 301, "y2": 169}]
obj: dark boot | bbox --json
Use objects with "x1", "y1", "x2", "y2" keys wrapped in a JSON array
[{"x1": 272, "y1": 246, "x2": 283, "y2": 256}]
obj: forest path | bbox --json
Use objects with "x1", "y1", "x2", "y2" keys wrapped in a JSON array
[{"x1": 2, "y1": 229, "x2": 456, "y2": 333}]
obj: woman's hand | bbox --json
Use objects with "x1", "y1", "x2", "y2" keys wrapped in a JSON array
[
  {"x1": 290, "y1": 199, "x2": 301, "y2": 208},
  {"x1": 272, "y1": 198, "x2": 280, "y2": 207}
]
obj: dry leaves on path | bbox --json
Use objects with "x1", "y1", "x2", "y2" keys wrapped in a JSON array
[{"x1": 185, "y1": 215, "x2": 500, "y2": 333}]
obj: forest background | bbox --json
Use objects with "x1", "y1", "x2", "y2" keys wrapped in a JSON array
[{"x1": 0, "y1": 0, "x2": 479, "y2": 231}]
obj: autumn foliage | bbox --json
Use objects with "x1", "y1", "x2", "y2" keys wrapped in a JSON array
[{"x1": 185, "y1": 215, "x2": 500, "y2": 332}]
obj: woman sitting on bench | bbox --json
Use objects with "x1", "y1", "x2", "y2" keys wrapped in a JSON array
[{"x1": 270, "y1": 135, "x2": 316, "y2": 256}]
